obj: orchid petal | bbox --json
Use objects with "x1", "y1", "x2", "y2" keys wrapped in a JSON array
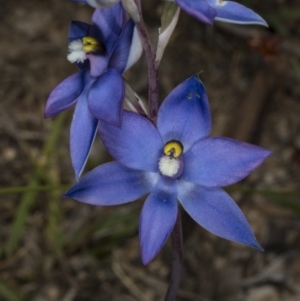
[
  {"x1": 205, "y1": 0, "x2": 268, "y2": 26},
  {"x1": 181, "y1": 137, "x2": 271, "y2": 187},
  {"x1": 178, "y1": 181, "x2": 262, "y2": 249},
  {"x1": 90, "y1": 3, "x2": 125, "y2": 55},
  {"x1": 98, "y1": 111, "x2": 164, "y2": 172},
  {"x1": 176, "y1": 0, "x2": 216, "y2": 24},
  {"x1": 64, "y1": 161, "x2": 157, "y2": 205},
  {"x1": 88, "y1": 68, "x2": 124, "y2": 126},
  {"x1": 109, "y1": 20, "x2": 142, "y2": 73},
  {"x1": 124, "y1": 25, "x2": 143, "y2": 72},
  {"x1": 87, "y1": 53, "x2": 109, "y2": 77},
  {"x1": 68, "y1": 21, "x2": 90, "y2": 42},
  {"x1": 157, "y1": 74, "x2": 211, "y2": 151},
  {"x1": 139, "y1": 178, "x2": 178, "y2": 264},
  {"x1": 70, "y1": 86, "x2": 99, "y2": 179},
  {"x1": 45, "y1": 71, "x2": 84, "y2": 118}
]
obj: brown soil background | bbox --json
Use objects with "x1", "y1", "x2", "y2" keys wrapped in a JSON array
[{"x1": 1, "y1": 0, "x2": 300, "y2": 300}]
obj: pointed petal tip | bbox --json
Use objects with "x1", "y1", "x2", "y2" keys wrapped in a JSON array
[
  {"x1": 141, "y1": 252, "x2": 153, "y2": 265},
  {"x1": 235, "y1": 237, "x2": 263, "y2": 251},
  {"x1": 265, "y1": 149, "x2": 273, "y2": 157},
  {"x1": 250, "y1": 239, "x2": 264, "y2": 251},
  {"x1": 139, "y1": 181, "x2": 178, "y2": 266},
  {"x1": 44, "y1": 105, "x2": 60, "y2": 118},
  {"x1": 215, "y1": 18, "x2": 268, "y2": 27},
  {"x1": 257, "y1": 18, "x2": 269, "y2": 28},
  {"x1": 195, "y1": 70, "x2": 204, "y2": 77},
  {"x1": 260, "y1": 148, "x2": 272, "y2": 162},
  {"x1": 63, "y1": 181, "x2": 81, "y2": 199},
  {"x1": 157, "y1": 73, "x2": 211, "y2": 150},
  {"x1": 62, "y1": 190, "x2": 71, "y2": 199},
  {"x1": 214, "y1": 8, "x2": 268, "y2": 28},
  {"x1": 44, "y1": 111, "x2": 51, "y2": 119},
  {"x1": 44, "y1": 104, "x2": 57, "y2": 119},
  {"x1": 140, "y1": 239, "x2": 162, "y2": 265}
]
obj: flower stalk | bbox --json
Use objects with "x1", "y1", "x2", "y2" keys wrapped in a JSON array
[
  {"x1": 134, "y1": 0, "x2": 159, "y2": 123},
  {"x1": 133, "y1": 1, "x2": 182, "y2": 298},
  {"x1": 165, "y1": 209, "x2": 183, "y2": 301}
]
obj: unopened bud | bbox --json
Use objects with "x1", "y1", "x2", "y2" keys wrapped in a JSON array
[{"x1": 156, "y1": 1, "x2": 180, "y2": 64}]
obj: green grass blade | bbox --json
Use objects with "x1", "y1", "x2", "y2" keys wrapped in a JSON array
[
  {"x1": 66, "y1": 208, "x2": 139, "y2": 254},
  {"x1": 0, "y1": 185, "x2": 68, "y2": 194},
  {"x1": 5, "y1": 174, "x2": 39, "y2": 255},
  {"x1": 226, "y1": 186, "x2": 300, "y2": 213},
  {"x1": 6, "y1": 114, "x2": 66, "y2": 256},
  {"x1": 46, "y1": 166, "x2": 64, "y2": 257}
]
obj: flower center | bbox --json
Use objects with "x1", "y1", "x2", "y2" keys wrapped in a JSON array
[
  {"x1": 159, "y1": 140, "x2": 183, "y2": 178},
  {"x1": 67, "y1": 36, "x2": 105, "y2": 63},
  {"x1": 163, "y1": 140, "x2": 183, "y2": 158},
  {"x1": 82, "y1": 37, "x2": 104, "y2": 53}
]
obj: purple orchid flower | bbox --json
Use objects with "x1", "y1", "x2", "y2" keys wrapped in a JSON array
[
  {"x1": 173, "y1": 0, "x2": 267, "y2": 26},
  {"x1": 45, "y1": 3, "x2": 142, "y2": 179},
  {"x1": 74, "y1": 0, "x2": 267, "y2": 27},
  {"x1": 72, "y1": 0, "x2": 120, "y2": 8},
  {"x1": 73, "y1": 0, "x2": 267, "y2": 26},
  {"x1": 65, "y1": 75, "x2": 271, "y2": 264}
]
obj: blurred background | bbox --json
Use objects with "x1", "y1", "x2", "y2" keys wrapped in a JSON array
[{"x1": 1, "y1": 0, "x2": 300, "y2": 300}]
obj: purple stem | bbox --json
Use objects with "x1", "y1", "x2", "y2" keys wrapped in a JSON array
[
  {"x1": 164, "y1": 209, "x2": 183, "y2": 301},
  {"x1": 134, "y1": 0, "x2": 159, "y2": 123},
  {"x1": 133, "y1": 1, "x2": 184, "y2": 299}
]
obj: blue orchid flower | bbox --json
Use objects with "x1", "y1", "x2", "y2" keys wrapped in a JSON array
[
  {"x1": 73, "y1": 0, "x2": 267, "y2": 26},
  {"x1": 45, "y1": 3, "x2": 142, "y2": 179},
  {"x1": 173, "y1": 0, "x2": 267, "y2": 26},
  {"x1": 72, "y1": 0, "x2": 120, "y2": 8},
  {"x1": 65, "y1": 74, "x2": 271, "y2": 264}
]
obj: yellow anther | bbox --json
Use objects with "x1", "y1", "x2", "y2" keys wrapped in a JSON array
[
  {"x1": 82, "y1": 36, "x2": 104, "y2": 53},
  {"x1": 164, "y1": 141, "x2": 183, "y2": 158}
]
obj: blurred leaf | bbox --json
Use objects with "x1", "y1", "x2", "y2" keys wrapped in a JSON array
[
  {"x1": 227, "y1": 186, "x2": 300, "y2": 213},
  {"x1": 89, "y1": 218, "x2": 138, "y2": 258},
  {"x1": 46, "y1": 166, "x2": 64, "y2": 257},
  {"x1": 6, "y1": 114, "x2": 66, "y2": 256},
  {"x1": 5, "y1": 174, "x2": 39, "y2": 256},
  {"x1": 0, "y1": 185, "x2": 68, "y2": 194},
  {"x1": 266, "y1": 9, "x2": 300, "y2": 20},
  {"x1": 267, "y1": 195, "x2": 300, "y2": 214},
  {"x1": 67, "y1": 207, "x2": 139, "y2": 254}
]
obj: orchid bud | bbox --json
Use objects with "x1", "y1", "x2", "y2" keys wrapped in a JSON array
[
  {"x1": 121, "y1": 0, "x2": 140, "y2": 22},
  {"x1": 156, "y1": 1, "x2": 180, "y2": 65}
]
